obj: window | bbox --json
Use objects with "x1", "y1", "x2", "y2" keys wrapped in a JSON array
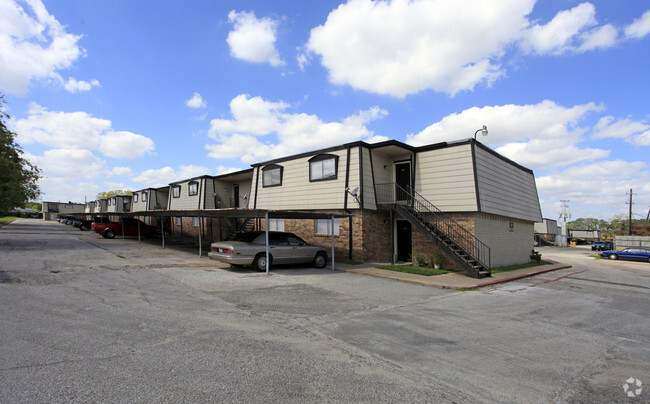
[
  {"x1": 175, "y1": 217, "x2": 182, "y2": 225},
  {"x1": 262, "y1": 164, "x2": 283, "y2": 187},
  {"x1": 309, "y1": 154, "x2": 338, "y2": 181},
  {"x1": 172, "y1": 185, "x2": 181, "y2": 198},
  {"x1": 188, "y1": 181, "x2": 199, "y2": 196},
  {"x1": 141, "y1": 192, "x2": 147, "y2": 202},
  {"x1": 112, "y1": 197, "x2": 116, "y2": 206},
  {"x1": 192, "y1": 217, "x2": 200, "y2": 227},
  {"x1": 315, "y1": 218, "x2": 340, "y2": 236},
  {"x1": 108, "y1": 198, "x2": 111, "y2": 206},
  {"x1": 133, "y1": 193, "x2": 138, "y2": 203},
  {"x1": 268, "y1": 218, "x2": 284, "y2": 232}
]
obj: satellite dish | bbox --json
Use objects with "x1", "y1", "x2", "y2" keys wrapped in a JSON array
[
  {"x1": 346, "y1": 187, "x2": 359, "y2": 197},
  {"x1": 240, "y1": 193, "x2": 248, "y2": 200}
]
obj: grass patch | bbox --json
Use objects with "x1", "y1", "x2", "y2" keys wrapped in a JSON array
[
  {"x1": 490, "y1": 260, "x2": 553, "y2": 274},
  {"x1": 0, "y1": 216, "x2": 17, "y2": 226},
  {"x1": 376, "y1": 264, "x2": 452, "y2": 276}
]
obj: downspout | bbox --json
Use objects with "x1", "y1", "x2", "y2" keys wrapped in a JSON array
[
  {"x1": 253, "y1": 166, "x2": 260, "y2": 209},
  {"x1": 470, "y1": 141, "x2": 482, "y2": 212},
  {"x1": 358, "y1": 147, "x2": 364, "y2": 209},
  {"x1": 344, "y1": 146, "x2": 353, "y2": 260}
]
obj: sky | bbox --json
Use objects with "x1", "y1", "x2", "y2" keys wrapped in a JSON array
[{"x1": 1, "y1": 0, "x2": 649, "y2": 221}]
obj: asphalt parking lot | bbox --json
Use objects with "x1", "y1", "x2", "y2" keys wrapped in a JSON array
[{"x1": 1, "y1": 219, "x2": 649, "y2": 403}]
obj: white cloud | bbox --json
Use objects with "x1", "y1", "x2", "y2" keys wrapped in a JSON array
[
  {"x1": 131, "y1": 165, "x2": 209, "y2": 187},
  {"x1": 26, "y1": 148, "x2": 110, "y2": 179},
  {"x1": 304, "y1": 1, "x2": 642, "y2": 97},
  {"x1": 15, "y1": 103, "x2": 109, "y2": 149},
  {"x1": 63, "y1": 77, "x2": 100, "y2": 93},
  {"x1": 0, "y1": 0, "x2": 85, "y2": 95},
  {"x1": 186, "y1": 92, "x2": 207, "y2": 109},
  {"x1": 536, "y1": 160, "x2": 649, "y2": 219},
  {"x1": 306, "y1": 0, "x2": 531, "y2": 97},
  {"x1": 407, "y1": 100, "x2": 608, "y2": 170},
  {"x1": 111, "y1": 166, "x2": 133, "y2": 176},
  {"x1": 206, "y1": 94, "x2": 388, "y2": 163},
  {"x1": 625, "y1": 10, "x2": 650, "y2": 39},
  {"x1": 593, "y1": 116, "x2": 650, "y2": 145},
  {"x1": 522, "y1": 3, "x2": 602, "y2": 55},
  {"x1": 13, "y1": 103, "x2": 156, "y2": 158},
  {"x1": 227, "y1": 10, "x2": 284, "y2": 67},
  {"x1": 99, "y1": 131, "x2": 155, "y2": 159}
]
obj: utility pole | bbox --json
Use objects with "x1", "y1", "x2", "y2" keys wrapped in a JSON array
[
  {"x1": 626, "y1": 189, "x2": 633, "y2": 235},
  {"x1": 559, "y1": 200, "x2": 570, "y2": 247}
]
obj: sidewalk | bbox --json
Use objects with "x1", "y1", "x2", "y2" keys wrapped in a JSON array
[{"x1": 336, "y1": 261, "x2": 572, "y2": 290}]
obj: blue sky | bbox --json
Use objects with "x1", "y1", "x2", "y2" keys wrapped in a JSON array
[{"x1": 1, "y1": 0, "x2": 649, "y2": 221}]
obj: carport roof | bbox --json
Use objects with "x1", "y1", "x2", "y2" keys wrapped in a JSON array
[{"x1": 78, "y1": 208, "x2": 352, "y2": 220}]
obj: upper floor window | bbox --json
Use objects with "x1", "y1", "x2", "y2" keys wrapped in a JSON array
[
  {"x1": 111, "y1": 197, "x2": 117, "y2": 206},
  {"x1": 133, "y1": 193, "x2": 138, "y2": 203},
  {"x1": 188, "y1": 181, "x2": 199, "y2": 196},
  {"x1": 309, "y1": 154, "x2": 338, "y2": 182},
  {"x1": 108, "y1": 198, "x2": 112, "y2": 206},
  {"x1": 172, "y1": 185, "x2": 181, "y2": 198},
  {"x1": 262, "y1": 164, "x2": 283, "y2": 187},
  {"x1": 141, "y1": 191, "x2": 147, "y2": 202}
]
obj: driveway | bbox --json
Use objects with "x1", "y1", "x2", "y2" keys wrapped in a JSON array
[{"x1": 1, "y1": 219, "x2": 648, "y2": 403}]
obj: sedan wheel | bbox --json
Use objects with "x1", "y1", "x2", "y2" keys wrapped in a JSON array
[
  {"x1": 313, "y1": 252, "x2": 327, "y2": 268},
  {"x1": 104, "y1": 229, "x2": 116, "y2": 239},
  {"x1": 608, "y1": 253, "x2": 618, "y2": 260},
  {"x1": 253, "y1": 254, "x2": 271, "y2": 272}
]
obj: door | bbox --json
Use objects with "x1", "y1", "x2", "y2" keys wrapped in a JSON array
[
  {"x1": 395, "y1": 162, "x2": 411, "y2": 202},
  {"x1": 396, "y1": 220, "x2": 412, "y2": 262},
  {"x1": 234, "y1": 185, "x2": 240, "y2": 208}
]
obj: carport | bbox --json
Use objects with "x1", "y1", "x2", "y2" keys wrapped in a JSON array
[{"x1": 74, "y1": 209, "x2": 352, "y2": 273}]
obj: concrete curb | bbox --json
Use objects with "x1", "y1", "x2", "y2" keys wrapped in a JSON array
[
  {"x1": 463, "y1": 264, "x2": 572, "y2": 289},
  {"x1": 337, "y1": 262, "x2": 573, "y2": 290}
]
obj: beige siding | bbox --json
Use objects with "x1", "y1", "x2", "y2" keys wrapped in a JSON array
[
  {"x1": 474, "y1": 147, "x2": 542, "y2": 222},
  {"x1": 371, "y1": 150, "x2": 393, "y2": 185},
  {"x1": 415, "y1": 145, "x2": 478, "y2": 212},
  {"x1": 475, "y1": 213, "x2": 534, "y2": 267},
  {"x1": 168, "y1": 179, "x2": 205, "y2": 210},
  {"x1": 255, "y1": 149, "x2": 350, "y2": 210},
  {"x1": 131, "y1": 192, "x2": 148, "y2": 212},
  {"x1": 153, "y1": 189, "x2": 169, "y2": 210},
  {"x1": 238, "y1": 180, "x2": 252, "y2": 208},
  {"x1": 361, "y1": 147, "x2": 376, "y2": 210}
]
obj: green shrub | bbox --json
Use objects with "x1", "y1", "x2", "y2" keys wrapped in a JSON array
[{"x1": 530, "y1": 249, "x2": 542, "y2": 263}]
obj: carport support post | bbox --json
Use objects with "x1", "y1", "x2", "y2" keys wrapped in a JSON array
[
  {"x1": 198, "y1": 215, "x2": 203, "y2": 258},
  {"x1": 137, "y1": 216, "x2": 141, "y2": 243},
  {"x1": 331, "y1": 215, "x2": 335, "y2": 271},
  {"x1": 265, "y1": 212, "x2": 270, "y2": 274},
  {"x1": 161, "y1": 217, "x2": 165, "y2": 249}
]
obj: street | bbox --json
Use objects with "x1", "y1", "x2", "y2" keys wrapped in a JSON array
[{"x1": 1, "y1": 219, "x2": 649, "y2": 403}]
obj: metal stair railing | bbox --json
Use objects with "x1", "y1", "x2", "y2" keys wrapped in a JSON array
[{"x1": 375, "y1": 183, "x2": 490, "y2": 272}]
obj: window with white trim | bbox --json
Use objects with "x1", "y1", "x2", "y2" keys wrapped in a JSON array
[
  {"x1": 175, "y1": 217, "x2": 182, "y2": 225},
  {"x1": 188, "y1": 181, "x2": 199, "y2": 196},
  {"x1": 133, "y1": 193, "x2": 138, "y2": 203},
  {"x1": 172, "y1": 186, "x2": 181, "y2": 198},
  {"x1": 262, "y1": 164, "x2": 283, "y2": 187},
  {"x1": 192, "y1": 217, "x2": 200, "y2": 227},
  {"x1": 268, "y1": 218, "x2": 285, "y2": 232},
  {"x1": 315, "y1": 218, "x2": 340, "y2": 236},
  {"x1": 141, "y1": 191, "x2": 147, "y2": 202},
  {"x1": 309, "y1": 154, "x2": 338, "y2": 181}
]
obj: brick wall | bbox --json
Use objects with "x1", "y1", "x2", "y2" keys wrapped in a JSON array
[{"x1": 411, "y1": 213, "x2": 476, "y2": 271}]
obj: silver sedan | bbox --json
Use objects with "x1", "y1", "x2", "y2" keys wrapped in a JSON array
[{"x1": 208, "y1": 231, "x2": 328, "y2": 271}]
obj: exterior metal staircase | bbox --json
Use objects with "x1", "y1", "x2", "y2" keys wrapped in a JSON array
[
  {"x1": 376, "y1": 183, "x2": 491, "y2": 279},
  {"x1": 224, "y1": 217, "x2": 256, "y2": 240}
]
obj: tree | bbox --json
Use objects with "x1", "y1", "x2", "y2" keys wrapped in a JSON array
[
  {"x1": 96, "y1": 190, "x2": 133, "y2": 200},
  {"x1": 0, "y1": 94, "x2": 40, "y2": 212}
]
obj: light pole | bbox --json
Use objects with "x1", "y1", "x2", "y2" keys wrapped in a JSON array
[{"x1": 474, "y1": 125, "x2": 488, "y2": 140}]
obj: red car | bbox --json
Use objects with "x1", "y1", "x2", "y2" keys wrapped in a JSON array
[{"x1": 92, "y1": 218, "x2": 160, "y2": 239}]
